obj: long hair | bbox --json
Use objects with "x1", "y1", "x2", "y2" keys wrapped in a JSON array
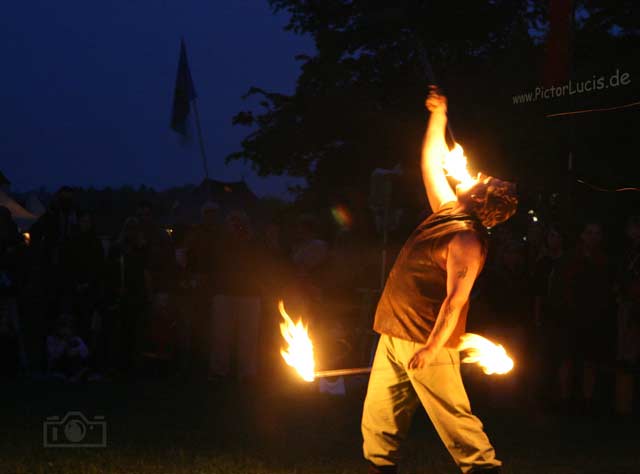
[{"x1": 458, "y1": 175, "x2": 518, "y2": 228}]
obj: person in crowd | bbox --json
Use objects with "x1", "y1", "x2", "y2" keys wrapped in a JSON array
[
  {"x1": 260, "y1": 220, "x2": 294, "y2": 376},
  {"x1": 184, "y1": 202, "x2": 222, "y2": 375},
  {"x1": 30, "y1": 186, "x2": 78, "y2": 321},
  {"x1": 0, "y1": 303, "x2": 22, "y2": 378},
  {"x1": 105, "y1": 217, "x2": 149, "y2": 375},
  {"x1": 287, "y1": 214, "x2": 330, "y2": 317},
  {"x1": 136, "y1": 201, "x2": 177, "y2": 365},
  {"x1": 209, "y1": 210, "x2": 263, "y2": 381},
  {"x1": 46, "y1": 313, "x2": 89, "y2": 382},
  {"x1": 616, "y1": 217, "x2": 640, "y2": 365},
  {"x1": 0, "y1": 206, "x2": 28, "y2": 373},
  {"x1": 136, "y1": 200, "x2": 175, "y2": 295},
  {"x1": 565, "y1": 221, "x2": 615, "y2": 411},
  {"x1": 63, "y1": 210, "x2": 104, "y2": 362},
  {"x1": 532, "y1": 225, "x2": 570, "y2": 407}
]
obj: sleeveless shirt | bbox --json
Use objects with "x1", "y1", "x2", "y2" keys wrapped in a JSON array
[{"x1": 373, "y1": 202, "x2": 487, "y2": 346}]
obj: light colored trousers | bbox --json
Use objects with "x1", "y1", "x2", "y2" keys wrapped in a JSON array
[
  {"x1": 209, "y1": 294, "x2": 261, "y2": 378},
  {"x1": 362, "y1": 335, "x2": 501, "y2": 473}
]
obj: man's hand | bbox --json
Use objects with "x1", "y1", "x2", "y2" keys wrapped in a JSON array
[
  {"x1": 408, "y1": 346, "x2": 437, "y2": 370},
  {"x1": 425, "y1": 86, "x2": 447, "y2": 114}
]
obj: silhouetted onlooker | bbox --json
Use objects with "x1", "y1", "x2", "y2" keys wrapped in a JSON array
[
  {"x1": 63, "y1": 210, "x2": 104, "y2": 351},
  {"x1": 184, "y1": 201, "x2": 222, "y2": 375},
  {"x1": 0, "y1": 206, "x2": 27, "y2": 373},
  {"x1": 565, "y1": 221, "x2": 615, "y2": 410},
  {"x1": 532, "y1": 225, "x2": 570, "y2": 406},
  {"x1": 105, "y1": 217, "x2": 149, "y2": 374},
  {"x1": 617, "y1": 216, "x2": 640, "y2": 365},
  {"x1": 30, "y1": 186, "x2": 78, "y2": 322},
  {"x1": 209, "y1": 210, "x2": 263, "y2": 380}
]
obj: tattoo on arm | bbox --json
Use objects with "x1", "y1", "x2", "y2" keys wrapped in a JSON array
[{"x1": 456, "y1": 266, "x2": 468, "y2": 279}]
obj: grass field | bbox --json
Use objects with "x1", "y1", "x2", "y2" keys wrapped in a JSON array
[{"x1": 0, "y1": 373, "x2": 637, "y2": 474}]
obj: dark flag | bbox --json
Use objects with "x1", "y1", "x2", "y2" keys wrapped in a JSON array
[{"x1": 170, "y1": 39, "x2": 197, "y2": 135}]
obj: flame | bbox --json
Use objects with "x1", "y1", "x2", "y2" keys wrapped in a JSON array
[
  {"x1": 443, "y1": 143, "x2": 478, "y2": 191},
  {"x1": 457, "y1": 333, "x2": 514, "y2": 375},
  {"x1": 278, "y1": 301, "x2": 316, "y2": 382}
]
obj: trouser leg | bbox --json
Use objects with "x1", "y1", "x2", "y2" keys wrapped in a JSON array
[
  {"x1": 405, "y1": 345, "x2": 501, "y2": 473},
  {"x1": 362, "y1": 335, "x2": 420, "y2": 468}
]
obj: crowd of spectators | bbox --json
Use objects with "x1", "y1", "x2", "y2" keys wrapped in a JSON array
[{"x1": 0, "y1": 186, "x2": 638, "y2": 415}]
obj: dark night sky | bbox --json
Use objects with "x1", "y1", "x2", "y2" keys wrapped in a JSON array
[{"x1": 1, "y1": 1, "x2": 313, "y2": 198}]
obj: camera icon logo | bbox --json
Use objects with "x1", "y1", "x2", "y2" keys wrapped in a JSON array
[{"x1": 43, "y1": 411, "x2": 107, "y2": 448}]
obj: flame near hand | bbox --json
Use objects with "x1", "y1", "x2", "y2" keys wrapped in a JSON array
[
  {"x1": 279, "y1": 301, "x2": 316, "y2": 382},
  {"x1": 443, "y1": 143, "x2": 478, "y2": 192},
  {"x1": 457, "y1": 333, "x2": 514, "y2": 375}
]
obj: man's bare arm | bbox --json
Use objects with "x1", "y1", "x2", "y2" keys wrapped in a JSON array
[
  {"x1": 422, "y1": 89, "x2": 456, "y2": 213},
  {"x1": 408, "y1": 232, "x2": 483, "y2": 369}
]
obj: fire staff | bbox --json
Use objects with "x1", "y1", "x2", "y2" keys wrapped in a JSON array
[{"x1": 361, "y1": 89, "x2": 518, "y2": 474}]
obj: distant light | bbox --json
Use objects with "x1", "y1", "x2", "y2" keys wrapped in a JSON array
[
  {"x1": 522, "y1": 236, "x2": 527, "y2": 242},
  {"x1": 22, "y1": 232, "x2": 31, "y2": 246},
  {"x1": 532, "y1": 216, "x2": 539, "y2": 222},
  {"x1": 165, "y1": 228, "x2": 174, "y2": 237},
  {"x1": 527, "y1": 209, "x2": 535, "y2": 215}
]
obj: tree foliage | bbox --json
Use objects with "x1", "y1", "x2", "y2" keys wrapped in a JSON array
[{"x1": 230, "y1": 0, "x2": 639, "y2": 209}]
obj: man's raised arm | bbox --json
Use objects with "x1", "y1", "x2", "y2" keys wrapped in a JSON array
[{"x1": 422, "y1": 89, "x2": 456, "y2": 212}]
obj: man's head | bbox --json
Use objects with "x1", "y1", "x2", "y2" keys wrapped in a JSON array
[{"x1": 457, "y1": 174, "x2": 518, "y2": 228}]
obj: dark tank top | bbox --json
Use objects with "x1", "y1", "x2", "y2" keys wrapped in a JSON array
[{"x1": 373, "y1": 202, "x2": 487, "y2": 346}]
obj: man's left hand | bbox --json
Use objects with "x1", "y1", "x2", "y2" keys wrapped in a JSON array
[{"x1": 408, "y1": 346, "x2": 437, "y2": 370}]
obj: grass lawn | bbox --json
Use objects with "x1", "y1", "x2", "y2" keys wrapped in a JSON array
[{"x1": 0, "y1": 372, "x2": 637, "y2": 474}]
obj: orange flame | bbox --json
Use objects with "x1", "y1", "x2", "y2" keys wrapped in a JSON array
[
  {"x1": 278, "y1": 301, "x2": 316, "y2": 382},
  {"x1": 443, "y1": 143, "x2": 478, "y2": 191},
  {"x1": 457, "y1": 333, "x2": 514, "y2": 375}
]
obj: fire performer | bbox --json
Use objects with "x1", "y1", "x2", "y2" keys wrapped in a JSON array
[{"x1": 362, "y1": 89, "x2": 517, "y2": 474}]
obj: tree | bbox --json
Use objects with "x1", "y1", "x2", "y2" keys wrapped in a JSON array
[{"x1": 230, "y1": 0, "x2": 638, "y2": 213}]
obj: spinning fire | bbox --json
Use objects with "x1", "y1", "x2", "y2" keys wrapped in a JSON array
[{"x1": 279, "y1": 301, "x2": 513, "y2": 382}]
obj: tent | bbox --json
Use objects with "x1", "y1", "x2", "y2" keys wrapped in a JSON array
[{"x1": 0, "y1": 189, "x2": 38, "y2": 229}]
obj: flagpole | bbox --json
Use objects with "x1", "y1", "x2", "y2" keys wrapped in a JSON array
[{"x1": 191, "y1": 98, "x2": 210, "y2": 181}]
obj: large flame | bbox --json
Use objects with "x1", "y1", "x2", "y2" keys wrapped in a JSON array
[
  {"x1": 457, "y1": 333, "x2": 514, "y2": 375},
  {"x1": 443, "y1": 143, "x2": 478, "y2": 191},
  {"x1": 278, "y1": 301, "x2": 316, "y2": 382}
]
